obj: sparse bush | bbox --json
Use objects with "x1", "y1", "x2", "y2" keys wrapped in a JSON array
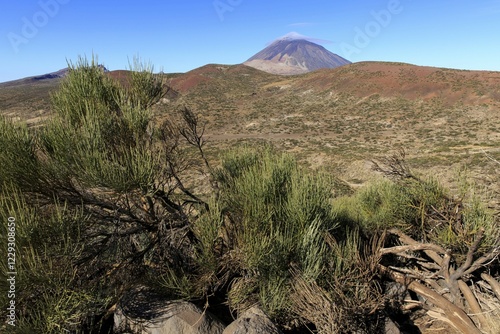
[
  {"x1": 0, "y1": 56, "x2": 204, "y2": 332},
  {"x1": 0, "y1": 185, "x2": 111, "y2": 333},
  {"x1": 187, "y1": 146, "x2": 340, "y2": 319},
  {"x1": 337, "y1": 151, "x2": 500, "y2": 333},
  {"x1": 333, "y1": 175, "x2": 447, "y2": 238}
]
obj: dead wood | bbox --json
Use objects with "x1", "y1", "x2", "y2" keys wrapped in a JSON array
[
  {"x1": 379, "y1": 228, "x2": 500, "y2": 333},
  {"x1": 481, "y1": 273, "x2": 500, "y2": 301},
  {"x1": 379, "y1": 264, "x2": 482, "y2": 334},
  {"x1": 458, "y1": 280, "x2": 491, "y2": 332},
  {"x1": 387, "y1": 228, "x2": 444, "y2": 265}
]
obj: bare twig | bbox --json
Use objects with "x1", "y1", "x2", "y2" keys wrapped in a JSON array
[
  {"x1": 387, "y1": 229, "x2": 444, "y2": 265},
  {"x1": 458, "y1": 280, "x2": 491, "y2": 332},
  {"x1": 380, "y1": 243, "x2": 448, "y2": 256},
  {"x1": 462, "y1": 246, "x2": 500, "y2": 277},
  {"x1": 379, "y1": 264, "x2": 482, "y2": 334},
  {"x1": 452, "y1": 229, "x2": 485, "y2": 280},
  {"x1": 481, "y1": 273, "x2": 500, "y2": 302},
  {"x1": 371, "y1": 148, "x2": 418, "y2": 181}
]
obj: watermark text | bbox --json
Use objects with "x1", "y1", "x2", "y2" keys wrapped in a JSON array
[
  {"x1": 213, "y1": 0, "x2": 243, "y2": 21},
  {"x1": 7, "y1": 0, "x2": 70, "y2": 53},
  {"x1": 6, "y1": 217, "x2": 16, "y2": 327},
  {"x1": 340, "y1": 0, "x2": 404, "y2": 58}
]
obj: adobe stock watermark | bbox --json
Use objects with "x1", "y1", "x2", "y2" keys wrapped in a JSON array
[
  {"x1": 213, "y1": 0, "x2": 243, "y2": 22},
  {"x1": 340, "y1": 0, "x2": 404, "y2": 59},
  {"x1": 6, "y1": 217, "x2": 16, "y2": 327},
  {"x1": 7, "y1": 0, "x2": 70, "y2": 54}
]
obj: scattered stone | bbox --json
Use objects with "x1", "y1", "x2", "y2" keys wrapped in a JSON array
[
  {"x1": 222, "y1": 307, "x2": 282, "y2": 334},
  {"x1": 385, "y1": 281, "x2": 407, "y2": 301},
  {"x1": 385, "y1": 317, "x2": 401, "y2": 334},
  {"x1": 114, "y1": 286, "x2": 225, "y2": 334}
]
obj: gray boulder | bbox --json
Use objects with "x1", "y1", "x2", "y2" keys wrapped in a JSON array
[
  {"x1": 222, "y1": 307, "x2": 282, "y2": 334},
  {"x1": 385, "y1": 318, "x2": 401, "y2": 334},
  {"x1": 114, "y1": 287, "x2": 225, "y2": 334}
]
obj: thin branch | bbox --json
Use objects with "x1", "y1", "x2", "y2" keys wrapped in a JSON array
[
  {"x1": 378, "y1": 264, "x2": 482, "y2": 334},
  {"x1": 480, "y1": 149, "x2": 500, "y2": 166},
  {"x1": 481, "y1": 273, "x2": 500, "y2": 301},
  {"x1": 388, "y1": 266, "x2": 438, "y2": 281},
  {"x1": 463, "y1": 246, "x2": 500, "y2": 277},
  {"x1": 371, "y1": 148, "x2": 418, "y2": 181},
  {"x1": 170, "y1": 169, "x2": 209, "y2": 211},
  {"x1": 387, "y1": 228, "x2": 444, "y2": 265},
  {"x1": 452, "y1": 228, "x2": 485, "y2": 280},
  {"x1": 179, "y1": 108, "x2": 209, "y2": 170},
  {"x1": 380, "y1": 243, "x2": 448, "y2": 256},
  {"x1": 417, "y1": 261, "x2": 442, "y2": 271}
]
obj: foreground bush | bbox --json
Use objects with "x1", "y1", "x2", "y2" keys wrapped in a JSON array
[
  {"x1": 334, "y1": 152, "x2": 500, "y2": 333},
  {"x1": 0, "y1": 56, "x2": 206, "y2": 332},
  {"x1": 157, "y1": 145, "x2": 388, "y2": 331},
  {"x1": 196, "y1": 148, "x2": 339, "y2": 314},
  {"x1": 0, "y1": 186, "x2": 111, "y2": 333}
]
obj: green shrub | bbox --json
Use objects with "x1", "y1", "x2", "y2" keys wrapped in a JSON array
[
  {"x1": 0, "y1": 56, "x2": 190, "y2": 332},
  {"x1": 0, "y1": 117, "x2": 41, "y2": 191},
  {"x1": 0, "y1": 185, "x2": 111, "y2": 333},
  {"x1": 190, "y1": 146, "x2": 339, "y2": 318},
  {"x1": 333, "y1": 169, "x2": 498, "y2": 258},
  {"x1": 333, "y1": 176, "x2": 446, "y2": 235},
  {"x1": 51, "y1": 56, "x2": 120, "y2": 127},
  {"x1": 41, "y1": 56, "x2": 163, "y2": 193}
]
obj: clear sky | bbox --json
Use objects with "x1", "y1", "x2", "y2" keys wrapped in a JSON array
[{"x1": 1, "y1": 0, "x2": 500, "y2": 82}]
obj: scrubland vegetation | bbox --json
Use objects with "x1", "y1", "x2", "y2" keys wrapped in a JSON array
[{"x1": 1, "y1": 58, "x2": 499, "y2": 333}]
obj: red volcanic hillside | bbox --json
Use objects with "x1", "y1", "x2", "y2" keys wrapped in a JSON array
[
  {"x1": 166, "y1": 62, "x2": 500, "y2": 108},
  {"x1": 296, "y1": 62, "x2": 500, "y2": 105}
]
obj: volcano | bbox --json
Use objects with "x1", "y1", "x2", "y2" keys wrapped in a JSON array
[{"x1": 244, "y1": 35, "x2": 350, "y2": 75}]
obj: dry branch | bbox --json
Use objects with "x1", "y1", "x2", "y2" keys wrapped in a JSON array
[
  {"x1": 462, "y1": 247, "x2": 500, "y2": 277},
  {"x1": 387, "y1": 228, "x2": 444, "y2": 265},
  {"x1": 379, "y1": 228, "x2": 500, "y2": 333},
  {"x1": 379, "y1": 264, "x2": 481, "y2": 334},
  {"x1": 452, "y1": 229, "x2": 485, "y2": 280},
  {"x1": 380, "y1": 243, "x2": 447, "y2": 256},
  {"x1": 481, "y1": 273, "x2": 500, "y2": 301},
  {"x1": 458, "y1": 280, "x2": 491, "y2": 332},
  {"x1": 371, "y1": 148, "x2": 417, "y2": 181}
]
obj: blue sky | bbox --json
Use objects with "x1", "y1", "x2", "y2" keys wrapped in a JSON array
[{"x1": 1, "y1": 0, "x2": 500, "y2": 82}]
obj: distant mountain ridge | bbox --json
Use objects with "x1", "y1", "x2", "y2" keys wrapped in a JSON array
[
  {"x1": 32, "y1": 68, "x2": 70, "y2": 81},
  {"x1": 0, "y1": 65, "x2": 109, "y2": 87},
  {"x1": 244, "y1": 37, "x2": 350, "y2": 75}
]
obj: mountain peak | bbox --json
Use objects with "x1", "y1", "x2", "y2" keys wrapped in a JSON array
[
  {"x1": 244, "y1": 35, "x2": 350, "y2": 75},
  {"x1": 278, "y1": 31, "x2": 307, "y2": 41}
]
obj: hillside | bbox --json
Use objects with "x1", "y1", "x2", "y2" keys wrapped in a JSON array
[
  {"x1": 0, "y1": 77, "x2": 61, "y2": 125},
  {"x1": 2, "y1": 61, "x2": 500, "y2": 191},
  {"x1": 163, "y1": 62, "x2": 500, "y2": 192}
]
